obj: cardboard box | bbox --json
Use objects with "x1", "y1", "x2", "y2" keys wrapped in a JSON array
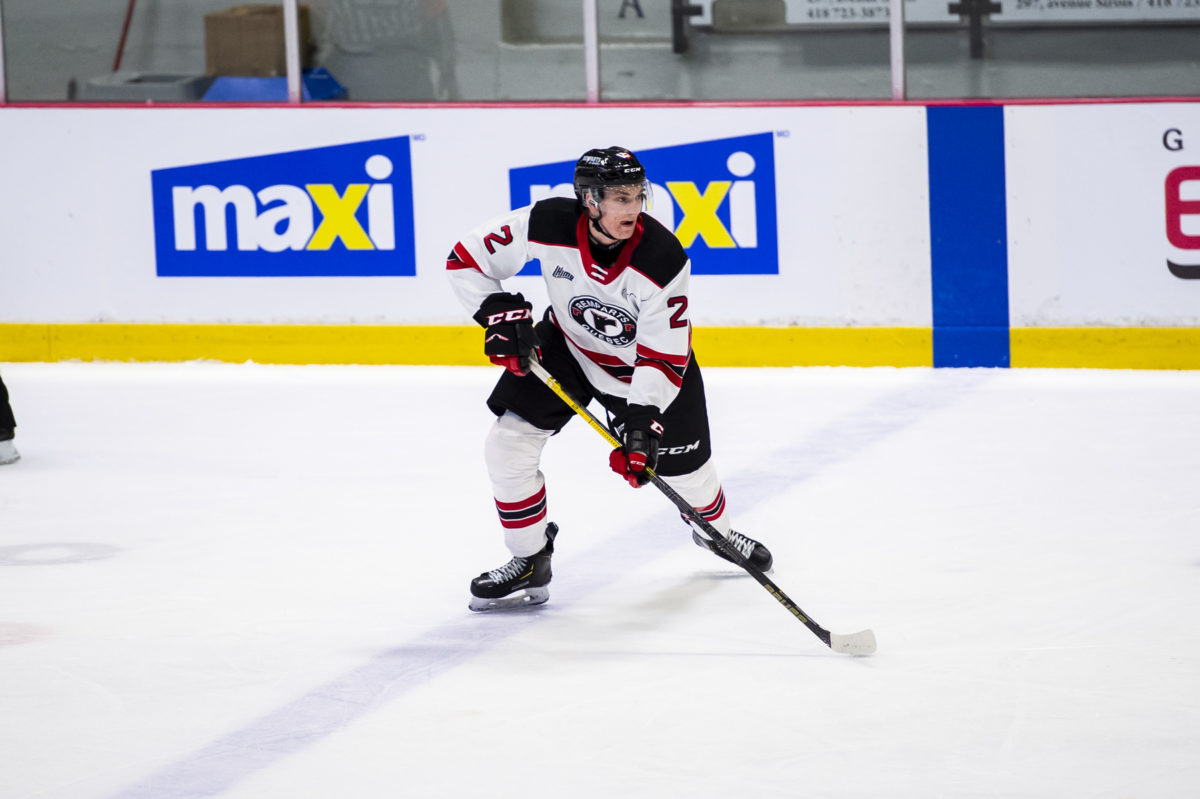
[{"x1": 204, "y1": 5, "x2": 313, "y2": 77}]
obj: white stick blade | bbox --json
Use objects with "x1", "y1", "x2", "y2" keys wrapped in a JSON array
[{"x1": 830, "y1": 629, "x2": 876, "y2": 656}]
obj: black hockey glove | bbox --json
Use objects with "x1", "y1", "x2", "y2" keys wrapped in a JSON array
[
  {"x1": 473, "y1": 292, "x2": 541, "y2": 377},
  {"x1": 609, "y1": 404, "x2": 663, "y2": 488}
]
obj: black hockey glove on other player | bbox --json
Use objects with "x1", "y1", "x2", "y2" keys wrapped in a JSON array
[
  {"x1": 609, "y1": 404, "x2": 663, "y2": 488},
  {"x1": 473, "y1": 292, "x2": 541, "y2": 377}
]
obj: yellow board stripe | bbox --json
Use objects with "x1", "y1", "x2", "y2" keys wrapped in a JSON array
[
  {"x1": 0, "y1": 324, "x2": 931, "y2": 367},
  {"x1": 0, "y1": 324, "x2": 484, "y2": 366},
  {"x1": 696, "y1": 326, "x2": 932, "y2": 367},
  {"x1": 1010, "y1": 327, "x2": 1200, "y2": 370},
  {"x1": 1, "y1": 323, "x2": 1196, "y2": 369}
]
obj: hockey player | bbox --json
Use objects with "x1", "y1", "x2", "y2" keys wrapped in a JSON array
[{"x1": 448, "y1": 146, "x2": 772, "y2": 611}]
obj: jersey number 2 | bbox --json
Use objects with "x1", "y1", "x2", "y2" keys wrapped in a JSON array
[
  {"x1": 667, "y1": 296, "x2": 689, "y2": 329},
  {"x1": 483, "y1": 225, "x2": 514, "y2": 254}
]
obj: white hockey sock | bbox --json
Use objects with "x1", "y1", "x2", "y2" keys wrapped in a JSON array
[
  {"x1": 659, "y1": 460, "x2": 733, "y2": 538},
  {"x1": 485, "y1": 411, "x2": 554, "y2": 557}
]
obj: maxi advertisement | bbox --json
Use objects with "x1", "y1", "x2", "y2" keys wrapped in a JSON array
[
  {"x1": 150, "y1": 136, "x2": 417, "y2": 277},
  {"x1": 507, "y1": 132, "x2": 779, "y2": 276}
]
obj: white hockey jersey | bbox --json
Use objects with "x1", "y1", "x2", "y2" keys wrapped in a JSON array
[{"x1": 447, "y1": 197, "x2": 692, "y2": 412}]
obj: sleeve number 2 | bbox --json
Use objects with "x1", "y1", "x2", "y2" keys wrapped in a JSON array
[
  {"x1": 667, "y1": 296, "x2": 689, "y2": 329},
  {"x1": 483, "y1": 225, "x2": 514, "y2": 254}
]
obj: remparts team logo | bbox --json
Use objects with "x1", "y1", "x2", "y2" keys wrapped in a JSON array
[
  {"x1": 151, "y1": 137, "x2": 415, "y2": 276},
  {"x1": 569, "y1": 296, "x2": 637, "y2": 346},
  {"x1": 509, "y1": 133, "x2": 778, "y2": 275}
]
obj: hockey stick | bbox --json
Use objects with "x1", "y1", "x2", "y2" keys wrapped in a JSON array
[{"x1": 528, "y1": 359, "x2": 876, "y2": 656}]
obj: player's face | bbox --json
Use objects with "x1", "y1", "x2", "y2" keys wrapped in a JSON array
[{"x1": 592, "y1": 185, "x2": 643, "y2": 240}]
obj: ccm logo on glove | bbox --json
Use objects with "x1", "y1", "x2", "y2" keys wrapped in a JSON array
[
  {"x1": 474, "y1": 292, "x2": 541, "y2": 377},
  {"x1": 484, "y1": 308, "x2": 533, "y2": 326}
]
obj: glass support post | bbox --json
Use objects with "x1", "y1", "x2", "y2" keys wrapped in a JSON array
[
  {"x1": 889, "y1": 0, "x2": 906, "y2": 100},
  {"x1": 583, "y1": 0, "x2": 600, "y2": 103},
  {"x1": 283, "y1": 0, "x2": 302, "y2": 103},
  {"x1": 0, "y1": 0, "x2": 8, "y2": 104}
]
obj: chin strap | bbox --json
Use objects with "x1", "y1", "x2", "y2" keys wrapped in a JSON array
[
  {"x1": 587, "y1": 213, "x2": 619, "y2": 244},
  {"x1": 584, "y1": 191, "x2": 623, "y2": 244}
]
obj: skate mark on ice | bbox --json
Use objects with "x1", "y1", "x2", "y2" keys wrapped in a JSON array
[
  {"x1": 106, "y1": 523, "x2": 690, "y2": 799},
  {"x1": 105, "y1": 614, "x2": 547, "y2": 799},
  {"x1": 0, "y1": 542, "x2": 122, "y2": 566},
  {"x1": 727, "y1": 370, "x2": 993, "y2": 504}
]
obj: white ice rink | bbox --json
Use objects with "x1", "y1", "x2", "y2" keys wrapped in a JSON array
[{"x1": 1, "y1": 361, "x2": 1198, "y2": 799}]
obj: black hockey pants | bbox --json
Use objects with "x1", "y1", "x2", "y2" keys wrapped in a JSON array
[{"x1": 485, "y1": 316, "x2": 712, "y2": 477}]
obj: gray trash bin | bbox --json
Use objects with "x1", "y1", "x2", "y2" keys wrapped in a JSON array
[{"x1": 75, "y1": 72, "x2": 215, "y2": 102}]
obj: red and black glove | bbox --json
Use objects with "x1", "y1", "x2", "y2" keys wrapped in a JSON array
[
  {"x1": 473, "y1": 292, "x2": 541, "y2": 376},
  {"x1": 609, "y1": 404, "x2": 663, "y2": 488}
]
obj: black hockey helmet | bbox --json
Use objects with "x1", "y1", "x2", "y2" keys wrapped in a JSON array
[
  {"x1": 574, "y1": 146, "x2": 646, "y2": 189},
  {"x1": 573, "y1": 147, "x2": 652, "y2": 208}
]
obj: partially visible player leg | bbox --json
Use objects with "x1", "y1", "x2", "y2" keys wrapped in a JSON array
[
  {"x1": 659, "y1": 460, "x2": 773, "y2": 572},
  {"x1": 469, "y1": 317, "x2": 599, "y2": 611},
  {"x1": 0, "y1": 372, "x2": 19, "y2": 466},
  {"x1": 486, "y1": 411, "x2": 555, "y2": 556},
  {"x1": 649, "y1": 357, "x2": 772, "y2": 571}
]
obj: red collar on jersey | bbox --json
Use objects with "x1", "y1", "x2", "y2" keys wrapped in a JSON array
[{"x1": 575, "y1": 213, "x2": 644, "y2": 285}]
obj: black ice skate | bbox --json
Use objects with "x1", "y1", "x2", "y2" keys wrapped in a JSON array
[
  {"x1": 692, "y1": 529, "x2": 773, "y2": 572},
  {"x1": 469, "y1": 523, "x2": 558, "y2": 612}
]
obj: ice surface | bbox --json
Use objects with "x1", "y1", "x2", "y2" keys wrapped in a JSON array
[{"x1": 1, "y1": 362, "x2": 1198, "y2": 798}]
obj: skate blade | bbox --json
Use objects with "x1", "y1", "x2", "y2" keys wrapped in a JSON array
[{"x1": 468, "y1": 586, "x2": 549, "y2": 612}]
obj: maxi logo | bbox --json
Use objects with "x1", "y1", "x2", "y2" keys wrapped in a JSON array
[
  {"x1": 150, "y1": 137, "x2": 416, "y2": 277},
  {"x1": 509, "y1": 133, "x2": 778, "y2": 276}
]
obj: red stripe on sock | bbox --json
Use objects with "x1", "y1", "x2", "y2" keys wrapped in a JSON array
[
  {"x1": 695, "y1": 488, "x2": 726, "y2": 520},
  {"x1": 498, "y1": 505, "x2": 547, "y2": 529}
]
